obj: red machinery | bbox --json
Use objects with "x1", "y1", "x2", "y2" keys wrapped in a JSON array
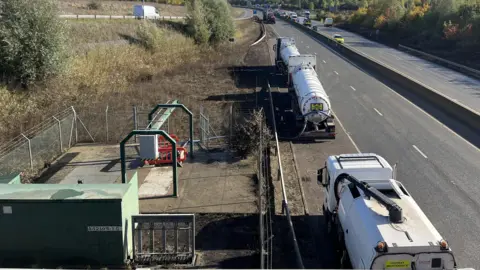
[{"x1": 143, "y1": 134, "x2": 187, "y2": 166}]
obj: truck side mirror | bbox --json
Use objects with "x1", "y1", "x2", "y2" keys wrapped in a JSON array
[
  {"x1": 273, "y1": 44, "x2": 276, "y2": 52},
  {"x1": 317, "y1": 168, "x2": 323, "y2": 186}
]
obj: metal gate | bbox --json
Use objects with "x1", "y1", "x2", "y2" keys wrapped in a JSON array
[{"x1": 132, "y1": 214, "x2": 195, "y2": 265}]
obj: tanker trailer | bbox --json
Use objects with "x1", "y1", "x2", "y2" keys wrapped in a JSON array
[
  {"x1": 274, "y1": 37, "x2": 300, "y2": 75},
  {"x1": 289, "y1": 60, "x2": 335, "y2": 139}
]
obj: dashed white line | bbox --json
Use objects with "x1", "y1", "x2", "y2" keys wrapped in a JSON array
[
  {"x1": 334, "y1": 71, "x2": 339, "y2": 75},
  {"x1": 373, "y1": 108, "x2": 383, "y2": 116},
  {"x1": 413, "y1": 145, "x2": 428, "y2": 159},
  {"x1": 322, "y1": 60, "x2": 326, "y2": 64},
  {"x1": 332, "y1": 109, "x2": 361, "y2": 153},
  {"x1": 350, "y1": 86, "x2": 356, "y2": 91}
]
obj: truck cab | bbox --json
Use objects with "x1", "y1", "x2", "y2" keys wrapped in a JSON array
[{"x1": 318, "y1": 153, "x2": 457, "y2": 269}]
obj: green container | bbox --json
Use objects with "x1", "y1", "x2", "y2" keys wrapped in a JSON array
[{"x1": 0, "y1": 172, "x2": 139, "y2": 268}]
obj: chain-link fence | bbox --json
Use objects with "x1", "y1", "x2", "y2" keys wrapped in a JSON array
[
  {"x1": 0, "y1": 107, "x2": 77, "y2": 178},
  {"x1": 0, "y1": 99, "x2": 261, "y2": 180},
  {"x1": 257, "y1": 109, "x2": 274, "y2": 269}
]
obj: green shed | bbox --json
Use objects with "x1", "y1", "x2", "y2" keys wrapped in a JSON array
[
  {"x1": 0, "y1": 172, "x2": 139, "y2": 268},
  {"x1": 0, "y1": 173, "x2": 22, "y2": 184}
]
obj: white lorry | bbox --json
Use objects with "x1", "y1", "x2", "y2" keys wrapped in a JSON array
[
  {"x1": 324, "y1": 17, "x2": 333, "y2": 27},
  {"x1": 133, "y1": 5, "x2": 160, "y2": 20},
  {"x1": 318, "y1": 153, "x2": 457, "y2": 269},
  {"x1": 273, "y1": 37, "x2": 335, "y2": 139}
]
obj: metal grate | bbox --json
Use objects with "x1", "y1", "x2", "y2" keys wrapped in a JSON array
[{"x1": 132, "y1": 214, "x2": 195, "y2": 265}]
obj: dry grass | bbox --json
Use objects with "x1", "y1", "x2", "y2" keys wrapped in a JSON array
[
  {"x1": 231, "y1": 7, "x2": 246, "y2": 18},
  {"x1": 0, "y1": 19, "x2": 262, "y2": 145},
  {"x1": 66, "y1": 19, "x2": 141, "y2": 45},
  {"x1": 56, "y1": 0, "x2": 187, "y2": 16}
]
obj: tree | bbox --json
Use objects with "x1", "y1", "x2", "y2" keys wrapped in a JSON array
[
  {"x1": 317, "y1": 0, "x2": 326, "y2": 8},
  {"x1": 359, "y1": 0, "x2": 369, "y2": 8},
  {"x1": 309, "y1": 1, "x2": 315, "y2": 10},
  {"x1": 186, "y1": 0, "x2": 210, "y2": 44},
  {"x1": 0, "y1": 0, "x2": 67, "y2": 86},
  {"x1": 186, "y1": 0, "x2": 235, "y2": 45}
]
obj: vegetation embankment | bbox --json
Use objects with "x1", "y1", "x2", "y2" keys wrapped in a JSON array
[
  {"x1": 331, "y1": 0, "x2": 480, "y2": 70},
  {"x1": 0, "y1": 0, "x2": 258, "y2": 147}
]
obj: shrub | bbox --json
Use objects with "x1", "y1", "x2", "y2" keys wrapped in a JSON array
[
  {"x1": 0, "y1": 0, "x2": 67, "y2": 86},
  {"x1": 443, "y1": 20, "x2": 460, "y2": 40},
  {"x1": 374, "y1": 14, "x2": 387, "y2": 28},
  {"x1": 202, "y1": 0, "x2": 235, "y2": 44},
  {"x1": 186, "y1": 0, "x2": 210, "y2": 44},
  {"x1": 136, "y1": 21, "x2": 164, "y2": 51},
  {"x1": 229, "y1": 110, "x2": 272, "y2": 159},
  {"x1": 349, "y1": 7, "x2": 368, "y2": 24},
  {"x1": 87, "y1": 1, "x2": 101, "y2": 10},
  {"x1": 406, "y1": 3, "x2": 430, "y2": 22},
  {"x1": 186, "y1": 0, "x2": 235, "y2": 45}
]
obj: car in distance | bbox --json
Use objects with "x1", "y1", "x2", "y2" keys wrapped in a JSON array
[{"x1": 333, "y1": 34, "x2": 344, "y2": 44}]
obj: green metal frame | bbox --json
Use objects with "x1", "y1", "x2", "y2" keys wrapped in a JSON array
[
  {"x1": 120, "y1": 130, "x2": 179, "y2": 197},
  {"x1": 147, "y1": 100, "x2": 179, "y2": 130},
  {"x1": 148, "y1": 103, "x2": 194, "y2": 159}
]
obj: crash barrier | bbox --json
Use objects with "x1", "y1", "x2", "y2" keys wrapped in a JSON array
[
  {"x1": 280, "y1": 17, "x2": 480, "y2": 132},
  {"x1": 250, "y1": 22, "x2": 266, "y2": 46},
  {"x1": 398, "y1": 45, "x2": 480, "y2": 80},
  {"x1": 266, "y1": 82, "x2": 305, "y2": 269}
]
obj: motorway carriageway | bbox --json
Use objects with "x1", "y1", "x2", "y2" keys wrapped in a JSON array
[
  {"x1": 268, "y1": 21, "x2": 480, "y2": 268},
  {"x1": 310, "y1": 20, "x2": 480, "y2": 114}
]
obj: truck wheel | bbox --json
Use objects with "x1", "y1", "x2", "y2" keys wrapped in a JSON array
[{"x1": 340, "y1": 249, "x2": 351, "y2": 269}]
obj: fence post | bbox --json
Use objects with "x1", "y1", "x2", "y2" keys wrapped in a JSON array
[
  {"x1": 229, "y1": 104, "x2": 233, "y2": 151},
  {"x1": 105, "y1": 105, "x2": 109, "y2": 143},
  {"x1": 133, "y1": 106, "x2": 138, "y2": 143},
  {"x1": 21, "y1": 134, "x2": 33, "y2": 170},
  {"x1": 72, "y1": 106, "x2": 78, "y2": 145},
  {"x1": 53, "y1": 116, "x2": 63, "y2": 153}
]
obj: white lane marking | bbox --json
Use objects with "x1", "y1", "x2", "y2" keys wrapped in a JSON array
[
  {"x1": 332, "y1": 109, "x2": 361, "y2": 153},
  {"x1": 413, "y1": 145, "x2": 428, "y2": 159},
  {"x1": 293, "y1": 26, "x2": 480, "y2": 153},
  {"x1": 306, "y1": 45, "x2": 310, "y2": 49},
  {"x1": 373, "y1": 108, "x2": 383, "y2": 116},
  {"x1": 350, "y1": 86, "x2": 356, "y2": 91},
  {"x1": 314, "y1": 52, "x2": 317, "y2": 55},
  {"x1": 322, "y1": 60, "x2": 326, "y2": 64},
  {"x1": 334, "y1": 71, "x2": 339, "y2": 75}
]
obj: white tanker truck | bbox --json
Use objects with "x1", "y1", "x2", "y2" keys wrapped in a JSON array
[
  {"x1": 318, "y1": 153, "x2": 460, "y2": 269},
  {"x1": 273, "y1": 37, "x2": 335, "y2": 139}
]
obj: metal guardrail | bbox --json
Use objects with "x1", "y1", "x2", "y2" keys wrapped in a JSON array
[
  {"x1": 398, "y1": 44, "x2": 480, "y2": 80},
  {"x1": 266, "y1": 82, "x2": 304, "y2": 269}
]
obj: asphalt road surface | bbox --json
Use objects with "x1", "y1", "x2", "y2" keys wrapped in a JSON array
[
  {"x1": 310, "y1": 20, "x2": 480, "y2": 114},
  {"x1": 269, "y1": 20, "x2": 480, "y2": 269}
]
